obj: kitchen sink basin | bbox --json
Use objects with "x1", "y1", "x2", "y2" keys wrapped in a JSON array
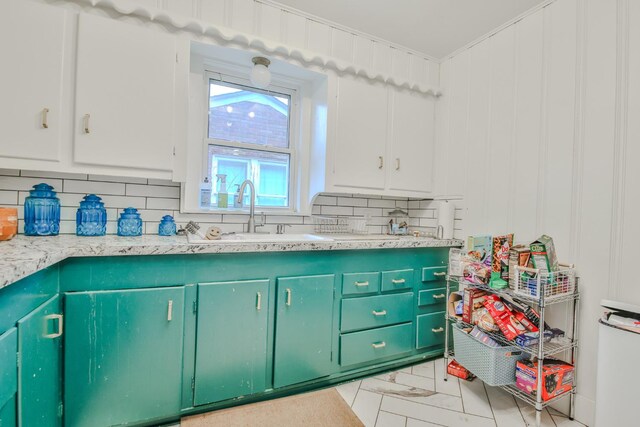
[{"x1": 187, "y1": 233, "x2": 334, "y2": 244}]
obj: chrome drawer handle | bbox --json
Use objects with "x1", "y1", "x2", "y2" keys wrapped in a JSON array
[
  {"x1": 372, "y1": 310, "x2": 387, "y2": 316},
  {"x1": 391, "y1": 279, "x2": 406, "y2": 284},
  {"x1": 285, "y1": 288, "x2": 292, "y2": 306},
  {"x1": 432, "y1": 294, "x2": 446, "y2": 299},
  {"x1": 167, "y1": 300, "x2": 173, "y2": 321},
  {"x1": 433, "y1": 271, "x2": 447, "y2": 277},
  {"x1": 372, "y1": 342, "x2": 386, "y2": 349},
  {"x1": 43, "y1": 314, "x2": 64, "y2": 339},
  {"x1": 354, "y1": 281, "x2": 369, "y2": 287},
  {"x1": 431, "y1": 327, "x2": 444, "y2": 333},
  {"x1": 378, "y1": 156, "x2": 384, "y2": 169},
  {"x1": 42, "y1": 108, "x2": 50, "y2": 129},
  {"x1": 256, "y1": 292, "x2": 262, "y2": 310},
  {"x1": 83, "y1": 113, "x2": 91, "y2": 134}
]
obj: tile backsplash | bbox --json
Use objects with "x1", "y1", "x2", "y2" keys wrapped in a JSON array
[{"x1": 0, "y1": 169, "x2": 463, "y2": 237}]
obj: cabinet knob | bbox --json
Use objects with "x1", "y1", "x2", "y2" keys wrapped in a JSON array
[
  {"x1": 378, "y1": 156, "x2": 384, "y2": 169},
  {"x1": 41, "y1": 108, "x2": 50, "y2": 129},
  {"x1": 43, "y1": 314, "x2": 64, "y2": 339},
  {"x1": 83, "y1": 114, "x2": 91, "y2": 134}
]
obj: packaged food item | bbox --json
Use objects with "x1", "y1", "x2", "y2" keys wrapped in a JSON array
[
  {"x1": 462, "y1": 261, "x2": 491, "y2": 285},
  {"x1": 470, "y1": 326, "x2": 500, "y2": 348},
  {"x1": 483, "y1": 297, "x2": 527, "y2": 340},
  {"x1": 447, "y1": 360, "x2": 476, "y2": 381},
  {"x1": 516, "y1": 359, "x2": 574, "y2": 401},
  {"x1": 448, "y1": 248, "x2": 464, "y2": 277},
  {"x1": 463, "y1": 288, "x2": 488, "y2": 324},
  {"x1": 489, "y1": 272, "x2": 509, "y2": 290},
  {"x1": 523, "y1": 306, "x2": 551, "y2": 331},
  {"x1": 0, "y1": 207, "x2": 18, "y2": 241},
  {"x1": 467, "y1": 235, "x2": 492, "y2": 268},
  {"x1": 548, "y1": 328, "x2": 565, "y2": 339},
  {"x1": 515, "y1": 331, "x2": 553, "y2": 347},
  {"x1": 530, "y1": 235, "x2": 559, "y2": 272},
  {"x1": 477, "y1": 309, "x2": 500, "y2": 332},
  {"x1": 509, "y1": 245, "x2": 531, "y2": 289},
  {"x1": 448, "y1": 292, "x2": 463, "y2": 320},
  {"x1": 492, "y1": 234, "x2": 514, "y2": 280},
  {"x1": 514, "y1": 311, "x2": 539, "y2": 333}
]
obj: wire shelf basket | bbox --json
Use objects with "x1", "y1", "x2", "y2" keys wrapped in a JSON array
[
  {"x1": 312, "y1": 216, "x2": 368, "y2": 234},
  {"x1": 513, "y1": 265, "x2": 576, "y2": 301}
]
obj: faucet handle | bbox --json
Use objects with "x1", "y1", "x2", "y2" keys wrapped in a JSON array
[{"x1": 257, "y1": 212, "x2": 266, "y2": 227}]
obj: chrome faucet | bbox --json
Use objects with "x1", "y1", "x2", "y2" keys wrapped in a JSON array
[{"x1": 237, "y1": 179, "x2": 263, "y2": 233}]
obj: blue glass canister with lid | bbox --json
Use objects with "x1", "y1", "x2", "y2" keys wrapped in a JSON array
[
  {"x1": 76, "y1": 194, "x2": 107, "y2": 236},
  {"x1": 24, "y1": 183, "x2": 61, "y2": 236},
  {"x1": 158, "y1": 215, "x2": 176, "y2": 236},
  {"x1": 117, "y1": 207, "x2": 143, "y2": 236}
]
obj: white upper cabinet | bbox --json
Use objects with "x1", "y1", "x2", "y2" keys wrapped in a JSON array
[
  {"x1": 74, "y1": 13, "x2": 177, "y2": 172},
  {"x1": 387, "y1": 89, "x2": 435, "y2": 193},
  {"x1": 0, "y1": 0, "x2": 66, "y2": 162},
  {"x1": 333, "y1": 75, "x2": 388, "y2": 190}
]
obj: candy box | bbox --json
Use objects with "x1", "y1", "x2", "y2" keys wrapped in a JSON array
[
  {"x1": 516, "y1": 359, "x2": 574, "y2": 401},
  {"x1": 509, "y1": 245, "x2": 531, "y2": 289},
  {"x1": 447, "y1": 360, "x2": 476, "y2": 381},
  {"x1": 530, "y1": 235, "x2": 559, "y2": 272},
  {"x1": 463, "y1": 288, "x2": 488, "y2": 324},
  {"x1": 467, "y1": 235, "x2": 493, "y2": 268},
  {"x1": 493, "y1": 234, "x2": 514, "y2": 280}
]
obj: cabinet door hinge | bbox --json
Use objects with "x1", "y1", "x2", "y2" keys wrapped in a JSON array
[
  {"x1": 192, "y1": 300, "x2": 198, "y2": 314},
  {"x1": 191, "y1": 376, "x2": 195, "y2": 390}
]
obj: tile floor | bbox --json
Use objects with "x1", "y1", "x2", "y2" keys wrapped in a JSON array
[{"x1": 335, "y1": 358, "x2": 587, "y2": 427}]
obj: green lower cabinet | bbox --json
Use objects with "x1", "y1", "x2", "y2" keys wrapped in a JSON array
[
  {"x1": 194, "y1": 280, "x2": 269, "y2": 406},
  {"x1": 340, "y1": 323, "x2": 413, "y2": 367},
  {"x1": 416, "y1": 311, "x2": 446, "y2": 349},
  {"x1": 64, "y1": 287, "x2": 185, "y2": 427},
  {"x1": 273, "y1": 274, "x2": 335, "y2": 388},
  {"x1": 0, "y1": 328, "x2": 17, "y2": 427},
  {"x1": 17, "y1": 296, "x2": 62, "y2": 427}
]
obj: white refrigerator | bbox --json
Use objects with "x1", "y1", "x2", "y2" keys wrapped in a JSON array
[{"x1": 594, "y1": 300, "x2": 640, "y2": 426}]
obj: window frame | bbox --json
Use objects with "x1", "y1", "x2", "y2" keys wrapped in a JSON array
[{"x1": 203, "y1": 70, "x2": 299, "y2": 212}]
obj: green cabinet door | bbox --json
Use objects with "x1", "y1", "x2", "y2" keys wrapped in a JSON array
[
  {"x1": 64, "y1": 287, "x2": 185, "y2": 427},
  {"x1": 0, "y1": 327, "x2": 17, "y2": 427},
  {"x1": 17, "y1": 296, "x2": 62, "y2": 427},
  {"x1": 274, "y1": 274, "x2": 335, "y2": 388},
  {"x1": 194, "y1": 280, "x2": 269, "y2": 406}
]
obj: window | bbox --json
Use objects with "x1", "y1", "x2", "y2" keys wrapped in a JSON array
[{"x1": 206, "y1": 77, "x2": 294, "y2": 209}]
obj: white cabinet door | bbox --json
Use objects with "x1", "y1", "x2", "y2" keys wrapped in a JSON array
[
  {"x1": 333, "y1": 76, "x2": 388, "y2": 190},
  {"x1": 0, "y1": 0, "x2": 66, "y2": 162},
  {"x1": 387, "y1": 89, "x2": 434, "y2": 193},
  {"x1": 74, "y1": 13, "x2": 176, "y2": 171}
]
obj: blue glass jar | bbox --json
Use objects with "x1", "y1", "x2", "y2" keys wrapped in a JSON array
[
  {"x1": 76, "y1": 194, "x2": 107, "y2": 236},
  {"x1": 158, "y1": 215, "x2": 176, "y2": 236},
  {"x1": 24, "y1": 183, "x2": 60, "y2": 236},
  {"x1": 117, "y1": 207, "x2": 143, "y2": 236}
]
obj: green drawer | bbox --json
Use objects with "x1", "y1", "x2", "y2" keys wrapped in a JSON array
[
  {"x1": 416, "y1": 311, "x2": 446, "y2": 349},
  {"x1": 381, "y1": 269, "x2": 414, "y2": 292},
  {"x1": 342, "y1": 272, "x2": 380, "y2": 296},
  {"x1": 421, "y1": 266, "x2": 447, "y2": 283},
  {"x1": 0, "y1": 328, "x2": 17, "y2": 410},
  {"x1": 340, "y1": 323, "x2": 413, "y2": 367},
  {"x1": 341, "y1": 292, "x2": 413, "y2": 332},
  {"x1": 418, "y1": 288, "x2": 447, "y2": 307}
]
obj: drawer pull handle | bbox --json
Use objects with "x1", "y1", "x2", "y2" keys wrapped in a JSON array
[
  {"x1": 378, "y1": 156, "x2": 384, "y2": 169},
  {"x1": 354, "y1": 281, "x2": 369, "y2": 287},
  {"x1": 372, "y1": 310, "x2": 387, "y2": 316},
  {"x1": 256, "y1": 292, "x2": 262, "y2": 310},
  {"x1": 167, "y1": 300, "x2": 173, "y2": 321},
  {"x1": 391, "y1": 279, "x2": 406, "y2": 284},
  {"x1": 432, "y1": 294, "x2": 446, "y2": 299},
  {"x1": 433, "y1": 271, "x2": 447, "y2": 277},
  {"x1": 431, "y1": 327, "x2": 444, "y2": 333},
  {"x1": 372, "y1": 341, "x2": 386, "y2": 349},
  {"x1": 42, "y1": 108, "x2": 50, "y2": 129},
  {"x1": 285, "y1": 288, "x2": 292, "y2": 306},
  {"x1": 43, "y1": 314, "x2": 64, "y2": 339},
  {"x1": 83, "y1": 113, "x2": 91, "y2": 134}
]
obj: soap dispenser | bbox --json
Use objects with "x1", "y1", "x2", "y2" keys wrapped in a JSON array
[
  {"x1": 200, "y1": 177, "x2": 212, "y2": 208},
  {"x1": 216, "y1": 174, "x2": 228, "y2": 208}
]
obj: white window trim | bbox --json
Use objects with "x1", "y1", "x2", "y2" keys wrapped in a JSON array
[{"x1": 202, "y1": 68, "x2": 300, "y2": 213}]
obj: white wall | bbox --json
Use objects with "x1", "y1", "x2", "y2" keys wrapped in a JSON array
[{"x1": 436, "y1": 0, "x2": 640, "y2": 424}]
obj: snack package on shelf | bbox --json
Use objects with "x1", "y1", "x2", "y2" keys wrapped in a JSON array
[
  {"x1": 477, "y1": 308, "x2": 500, "y2": 332},
  {"x1": 483, "y1": 295, "x2": 527, "y2": 340},
  {"x1": 530, "y1": 235, "x2": 559, "y2": 272},
  {"x1": 467, "y1": 235, "x2": 492, "y2": 268},
  {"x1": 509, "y1": 245, "x2": 532, "y2": 289},
  {"x1": 470, "y1": 326, "x2": 501, "y2": 348},
  {"x1": 448, "y1": 248, "x2": 465, "y2": 277},
  {"x1": 513, "y1": 311, "x2": 539, "y2": 333},
  {"x1": 462, "y1": 288, "x2": 488, "y2": 324},
  {"x1": 447, "y1": 360, "x2": 476, "y2": 381},
  {"x1": 462, "y1": 261, "x2": 491, "y2": 285},
  {"x1": 516, "y1": 359, "x2": 574, "y2": 401},
  {"x1": 492, "y1": 234, "x2": 514, "y2": 280},
  {"x1": 448, "y1": 292, "x2": 464, "y2": 320}
]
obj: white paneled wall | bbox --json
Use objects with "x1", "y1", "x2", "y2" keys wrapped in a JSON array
[
  {"x1": 0, "y1": 170, "x2": 463, "y2": 237},
  {"x1": 436, "y1": 0, "x2": 640, "y2": 424}
]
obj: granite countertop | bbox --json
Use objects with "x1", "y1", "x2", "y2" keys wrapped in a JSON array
[{"x1": 0, "y1": 234, "x2": 462, "y2": 290}]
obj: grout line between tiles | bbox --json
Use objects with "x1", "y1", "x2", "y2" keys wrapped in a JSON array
[
  {"x1": 483, "y1": 382, "x2": 499, "y2": 426},
  {"x1": 374, "y1": 390, "x2": 495, "y2": 421}
]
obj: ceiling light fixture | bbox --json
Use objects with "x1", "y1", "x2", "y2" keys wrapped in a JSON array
[{"x1": 250, "y1": 56, "x2": 271, "y2": 89}]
